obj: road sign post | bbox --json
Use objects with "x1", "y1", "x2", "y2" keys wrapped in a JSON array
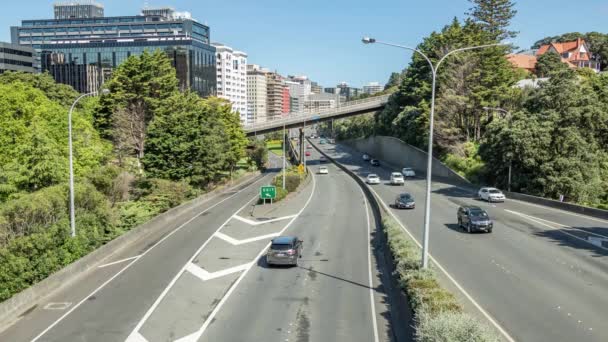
[{"x1": 260, "y1": 186, "x2": 277, "y2": 205}]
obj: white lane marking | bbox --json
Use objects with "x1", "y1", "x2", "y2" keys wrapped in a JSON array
[
  {"x1": 508, "y1": 198, "x2": 608, "y2": 225},
  {"x1": 233, "y1": 214, "x2": 297, "y2": 226},
  {"x1": 172, "y1": 171, "x2": 317, "y2": 342},
  {"x1": 43, "y1": 302, "x2": 72, "y2": 310},
  {"x1": 505, "y1": 210, "x2": 608, "y2": 240},
  {"x1": 31, "y1": 175, "x2": 268, "y2": 342},
  {"x1": 97, "y1": 255, "x2": 141, "y2": 268},
  {"x1": 125, "y1": 193, "x2": 260, "y2": 342},
  {"x1": 357, "y1": 183, "x2": 380, "y2": 342},
  {"x1": 214, "y1": 231, "x2": 280, "y2": 245},
  {"x1": 185, "y1": 262, "x2": 252, "y2": 282},
  {"x1": 505, "y1": 210, "x2": 608, "y2": 252},
  {"x1": 366, "y1": 185, "x2": 517, "y2": 342},
  {"x1": 125, "y1": 331, "x2": 147, "y2": 342}
]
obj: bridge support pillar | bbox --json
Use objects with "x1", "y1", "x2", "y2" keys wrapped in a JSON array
[{"x1": 299, "y1": 128, "x2": 304, "y2": 164}]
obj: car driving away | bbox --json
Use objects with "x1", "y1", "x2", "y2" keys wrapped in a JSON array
[
  {"x1": 366, "y1": 174, "x2": 381, "y2": 184},
  {"x1": 390, "y1": 172, "x2": 405, "y2": 185},
  {"x1": 362, "y1": 153, "x2": 370, "y2": 161},
  {"x1": 401, "y1": 167, "x2": 416, "y2": 178},
  {"x1": 457, "y1": 206, "x2": 493, "y2": 233},
  {"x1": 318, "y1": 166, "x2": 328, "y2": 174},
  {"x1": 394, "y1": 193, "x2": 415, "y2": 209},
  {"x1": 370, "y1": 159, "x2": 380, "y2": 166},
  {"x1": 319, "y1": 155, "x2": 326, "y2": 163},
  {"x1": 305, "y1": 151, "x2": 311, "y2": 157},
  {"x1": 266, "y1": 236, "x2": 303, "y2": 266},
  {"x1": 478, "y1": 187, "x2": 506, "y2": 202}
]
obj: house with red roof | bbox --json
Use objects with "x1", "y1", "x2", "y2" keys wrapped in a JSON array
[
  {"x1": 507, "y1": 38, "x2": 601, "y2": 73},
  {"x1": 536, "y1": 38, "x2": 600, "y2": 71}
]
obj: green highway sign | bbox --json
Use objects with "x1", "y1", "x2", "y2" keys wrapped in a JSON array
[{"x1": 260, "y1": 186, "x2": 276, "y2": 200}]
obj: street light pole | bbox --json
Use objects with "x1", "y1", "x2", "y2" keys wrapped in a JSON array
[
  {"x1": 69, "y1": 89, "x2": 109, "y2": 238},
  {"x1": 483, "y1": 106, "x2": 513, "y2": 192},
  {"x1": 282, "y1": 122, "x2": 286, "y2": 189},
  {"x1": 363, "y1": 37, "x2": 505, "y2": 268}
]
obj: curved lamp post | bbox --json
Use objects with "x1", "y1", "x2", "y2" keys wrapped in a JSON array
[
  {"x1": 362, "y1": 37, "x2": 506, "y2": 268},
  {"x1": 69, "y1": 88, "x2": 110, "y2": 237}
]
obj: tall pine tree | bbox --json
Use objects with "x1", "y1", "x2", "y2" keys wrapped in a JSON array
[{"x1": 467, "y1": 0, "x2": 518, "y2": 41}]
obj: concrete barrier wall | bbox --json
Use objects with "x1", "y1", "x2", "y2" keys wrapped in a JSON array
[
  {"x1": 504, "y1": 191, "x2": 608, "y2": 220},
  {"x1": 343, "y1": 136, "x2": 472, "y2": 188},
  {"x1": 0, "y1": 172, "x2": 263, "y2": 327}
]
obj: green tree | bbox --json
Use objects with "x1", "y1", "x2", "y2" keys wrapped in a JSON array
[
  {"x1": 385, "y1": 72, "x2": 402, "y2": 90},
  {"x1": 0, "y1": 72, "x2": 79, "y2": 107},
  {"x1": 142, "y1": 92, "x2": 228, "y2": 187},
  {"x1": 467, "y1": 0, "x2": 518, "y2": 41},
  {"x1": 94, "y1": 49, "x2": 179, "y2": 144},
  {"x1": 246, "y1": 140, "x2": 268, "y2": 171},
  {"x1": 535, "y1": 51, "x2": 569, "y2": 77},
  {"x1": 207, "y1": 98, "x2": 248, "y2": 174}
]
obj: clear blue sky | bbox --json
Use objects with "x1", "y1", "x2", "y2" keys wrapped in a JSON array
[{"x1": 2, "y1": 0, "x2": 607, "y2": 88}]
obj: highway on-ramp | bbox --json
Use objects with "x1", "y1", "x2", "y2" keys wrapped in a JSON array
[{"x1": 313, "y1": 139, "x2": 608, "y2": 342}]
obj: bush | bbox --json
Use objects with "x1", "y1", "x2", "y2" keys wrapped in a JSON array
[
  {"x1": 442, "y1": 142, "x2": 485, "y2": 184},
  {"x1": 383, "y1": 217, "x2": 497, "y2": 341},
  {"x1": 133, "y1": 178, "x2": 197, "y2": 213}
]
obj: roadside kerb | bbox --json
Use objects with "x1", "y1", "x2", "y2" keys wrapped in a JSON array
[{"x1": 0, "y1": 171, "x2": 263, "y2": 328}]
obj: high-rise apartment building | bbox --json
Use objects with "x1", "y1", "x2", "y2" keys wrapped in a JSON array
[
  {"x1": 281, "y1": 86, "x2": 290, "y2": 115},
  {"x1": 246, "y1": 64, "x2": 268, "y2": 124},
  {"x1": 213, "y1": 42, "x2": 247, "y2": 122},
  {"x1": 285, "y1": 75, "x2": 313, "y2": 113},
  {"x1": 54, "y1": 1, "x2": 104, "y2": 20},
  {"x1": 303, "y1": 92, "x2": 340, "y2": 113},
  {"x1": 363, "y1": 82, "x2": 383, "y2": 95},
  {"x1": 0, "y1": 42, "x2": 34, "y2": 73},
  {"x1": 336, "y1": 82, "x2": 362, "y2": 100},
  {"x1": 11, "y1": 4, "x2": 216, "y2": 96},
  {"x1": 266, "y1": 72, "x2": 285, "y2": 120},
  {"x1": 311, "y1": 81, "x2": 322, "y2": 94}
]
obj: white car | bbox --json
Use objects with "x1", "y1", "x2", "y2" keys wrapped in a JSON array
[
  {"x1": 402, "y1": 167, "x2": 416, "y2": 177},
  {"x1": 390, "y1": 172, "x2": 405, "y2": 185},
  {"x1": 478, "y1": 187, "x2": 506, "y2": 202},
  {"x1": 366, "y1": 174, "x2": 381, "y2": 185},
  {"x1": 362, "y1": 154, "x2": 371, "y2": 161},
  {"x1": 318, "y1": 166, "x2": 329, "y2": 174}
]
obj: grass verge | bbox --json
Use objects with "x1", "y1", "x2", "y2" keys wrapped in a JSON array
[
  {"x1": 383, "y1": 216, "x2": 499, "y2": 342},
  {"x1": 267, "y1": 140, "x2": 284, "y2": 156}
]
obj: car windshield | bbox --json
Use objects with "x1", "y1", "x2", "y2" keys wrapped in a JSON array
[
  {"x1": 392, "y1": 173, "x2": 403, "y2": 177},
  {"x1": 271, "y1": 243, "x2": 292, "y2": 250},
  {"x1": 369, "y1": 174, "x2": 378, "y2": 178},
  {"x1": 400, "y1": 194, "x2": 412, "y2": 200},
  {"x1": 403, "y1": 168, "x2": 412, "y2": 171},
  {"x1": 489, "y1": 189, "x2": 501, "y2": 194},
  {"x1": 470, "y1": 210, "x2": 488, "y2": 218}
]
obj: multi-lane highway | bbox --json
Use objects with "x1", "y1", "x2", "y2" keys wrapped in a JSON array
[
  {"x1": 0, "y1": 151, "x2": 408, "y2": 341},
  {"x1": 312, "y1": 139, "x2": 608, "y2": 342}
]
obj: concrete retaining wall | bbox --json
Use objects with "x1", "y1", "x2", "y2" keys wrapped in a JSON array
[
  {"x1": 504, "y1": 191, "x2": 608, "y2": 220},
  {"x1": 343, "y1": 136, "x2": 472, "y2": 188},
  {"x1": 0, "y1": 172, "x2": 263, "y2": 327}
]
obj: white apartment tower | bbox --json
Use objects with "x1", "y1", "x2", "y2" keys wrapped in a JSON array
[
  {"x1": 247, "y1": 64, "x2": 269, "y2": 124},
  {"x1": 363, "y1": 82, "x2": 383, "y2": 95},
  {"x1": 213, "y1": 42, "x2": 248, "y2": 123}
]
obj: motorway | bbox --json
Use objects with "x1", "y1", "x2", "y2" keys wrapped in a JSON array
[
  {"x1": 312, "y1": 139, "x2": 608, "y2": 342},
  {"x1": 0, "y1": 152, "x2": 409, "y2": 341}
]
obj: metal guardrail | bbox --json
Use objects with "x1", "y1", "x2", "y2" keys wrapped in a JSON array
[{"x1": 243, "y1": 94, "x2": 391, "y2": 133}]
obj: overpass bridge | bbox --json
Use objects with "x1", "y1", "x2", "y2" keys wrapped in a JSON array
[{"x1": 243, "y1": 94, "x2": 390, "y2": 136}]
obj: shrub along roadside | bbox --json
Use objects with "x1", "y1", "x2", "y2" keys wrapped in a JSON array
[
  {"x1": 258, "y1": 166, "x2": 307, "y2": 204},
  {"x1": 383, "y1": 217, "x2": 498, "y2": 342}
]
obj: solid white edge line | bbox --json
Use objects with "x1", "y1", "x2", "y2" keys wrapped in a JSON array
[
  {"x1": 97, "y1": 255, "x2": 141, "y2": 268},
  {"x1": 505, "y1": 209, "x2": 608, "y2": 240},
  {"x1": 172, "y1": 168, "x2": 318, "y2": 342},
  {"x1": 30, "y1": 174, "x2": 268, "y2": 342},
  {"x1": 358, "y1": 184, "x2": 380, "y2": 342},
  {"x1": 124, "y1": 191, "x2": 261, "y2": 342},
  {"x1": 367, "y1": 186, "x2": 516, "y2": 342},
  {"x1": 505, "y1": 209, "x2": 608, "y2": 252}
]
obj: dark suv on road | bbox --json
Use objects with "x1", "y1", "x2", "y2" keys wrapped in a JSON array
[
  {"x1": 457, "y1": 206, "x2": 493, "y2": 233},
  {"x1": 266, "y1": 236, "x2": 303, "y2": 266}
]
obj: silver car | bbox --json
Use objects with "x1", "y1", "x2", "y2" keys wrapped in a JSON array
[{"x1": 266, "y1": 236, "x2": 303, "y2": 266}]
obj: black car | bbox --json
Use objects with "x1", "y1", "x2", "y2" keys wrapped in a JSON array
[
  {"x1": 266, "y1": 236, "x2": 303, "y2": 266},
  {"x1": 457, "y1": 206, "x2": 493, "y2": 233},
  {"x1": 370, "y1": 159, "x2": 380, "y2": 166},
  {"x1": 395, "y1": 193, "x2": 415, "y2": 209}
]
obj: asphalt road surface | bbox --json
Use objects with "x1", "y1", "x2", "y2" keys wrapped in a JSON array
[
  {"x1": 313, "y1": 139, "x2": 608, "y2": 342},
  {"x1": 0, "y1": 150, "x2": 409, "y2": 342}
]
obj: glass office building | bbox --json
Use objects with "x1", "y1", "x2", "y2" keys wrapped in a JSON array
[{"x1": 10, "y1": 8, "x2": 216, "y2": 96}]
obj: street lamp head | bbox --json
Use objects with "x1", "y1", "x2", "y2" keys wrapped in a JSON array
[
  {"x1": 362, "y1": 37, "x2": 376, "y2": 44},
  {"x1": 100, "y1": 88, "x2": 110, "y2": 95}
]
